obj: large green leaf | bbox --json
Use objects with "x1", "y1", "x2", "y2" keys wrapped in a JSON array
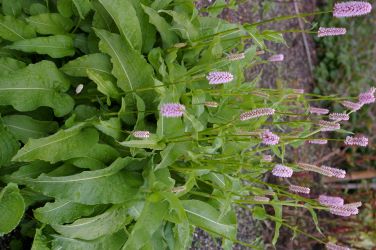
[
  {"x1": 0, "y1": 57, "x2": 26, "y2": 77},
  {"x1": 3, "y1": 115, "x2": 58, "y2": 143},
  {"x1": 51, "y1": 230, "x2": 127, "y2": 250},
  {"x1": 27, "y1": 13, "x2": 74, "y2": 35},
  {"x1": 98, "y1": 0, "x2": 142, "y2": 51},
  {"x1": 0, "y1": 61, "x2": 74, "y2": 116},
  {"x1": 94, "y1": 29, "x2": 155, "y2": 96},
  {"x1": 72, "y1": 0, "x2": 92, "y2": 19},
  {"x1": 57, "y1": 0, "x2": 74, "y2": 18},
  {"x1": 23, "y1": 158, "x2": 142, "y2": 205},
  {"x1": 34, "y1": 200, "x2": 103, "y2": 225},
  {"x1": 142, "y1": 5, "x2": 179, "y2": 48},
  {"x1": 52, "y1": 205, "x2": 130, "y2": 240},
  {"x1": 0, "y1": 15, "x2": 36, "y2": 41},
  {"x1": 2, "y1": 0, "x2": 23, "y2": 16},
  {"x1": 182, "y1": 200, "x2": 236, "y2": 239},
  {"x1": 0, "y1": 120, "x2": 19, "y2": 166},
  {"x1": 61, "y1": 53, "x2": 112, "y2": 78},
  {"x1": 123, "y1": 200, "x2": 169, "y2": 250},
  {"x1": 31, "y1": 228, "x2": 50, "y2": 250},
  {"x1": 87, "y1": 69, "x2": 121, "y2": 99},
  {"x1": 0, "y1": 183, "x2": 25, "y2": 235},
  {"x1": 12, "y1": 124, "x2": 98, "y2": 163},
  {"x1": 6, "y1": 35, "x2": 75, "y2": 58}
]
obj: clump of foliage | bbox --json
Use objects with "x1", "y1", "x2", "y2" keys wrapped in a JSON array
[{"x1": 0, "y1": 0, "x2": 373, "y2": 249}]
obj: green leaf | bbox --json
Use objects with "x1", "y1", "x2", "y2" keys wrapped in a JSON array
[
  {"x1": 34, "y1": 200, "x2": 103, "y2": 225},
  {"x1": 0, "y1": 119, "x2": 20, "y2": 166},
  {"x1": 27, "y1": 13, "x2": 74, "y2": 35},
  {"x1": 72, "y1": 0, "x2": 92, "y2": 19},
  {"x1": 2, "y1": 0, "x2": 23, "y2": 16},
  {"x1": 87, "y1": 69, "x2": 121, "y2": 99},
  {"x1": 94, "y1": 29, "x2": 155, "y2": 95},
  {"x1": 0, "y1": 60, "x2": 74, "y2": 117},
  {"x1": 119, "y1": 136, "x2": 166, "y2": 150},
  {"x1": 272, "y1": 199, "x2": 282, "y2": 246},
  {"x1": 3, "y1": 115, "x2": 58, "y2": 143},
  {"x1": 0, "y1": 57, "x2": 26, "y2": 77},
  {"x1": 57, "y1": 0, "x2": 74, "y2": 18},
  {"x1": 51, "y1": 230, "x2": 127, "y2": 250},
  {"x1": 70, "y1": 143, "x2": 120, "y2": 170},
  {"x1": 155, "y1": 142, "x2": 190, "y2": 170},
  {"x1": 0, "y1": 15, "x2": 36, "y2": 41},
  {"x1": 252, "y1": 206, "x2": 267, "y2": 220},
  {"x1": 142, "y1": 5, "x2": 179, "y2": 48},
  {"x1": 123, "y1": 200, "x2": 169, "y2": 250},
  {"x1": 12, "y1": 124, "x2": 99, "y2": 163},
  {"x1": 98, "y1": 0, "x2": 142, "y2": 51},
  {"x1": 23, "y1": 158, "x2": 142, "y2": 205},
  {"x1": 94, "y1": 118, "x2": 122, "y2": 140},
  {"x1": 0, "y1": 183, "x2": 25, "y2": 235},
  {"x1": 182, "y1": 200, "x2": 236, "y2": 239},
  {"x1": 31, "y1": 228, "x2": 50, "y2": 250},
  {"x1": 51, "y1": 205, "x2": 129, "y2": 240},
  {"x1": 160, "y1": 10, "x2": 199, "y2": 40},
  {"x1": 92, "y1": 1, "x2": 116, "y2": 32},
  {"x1": 6, "y1": 35, "x2": 75, "y2": 58},
  {"x1": 61, "y1": 53, "x2": 112, "y2": 78}
]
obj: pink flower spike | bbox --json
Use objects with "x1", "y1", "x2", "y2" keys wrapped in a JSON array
[
  {"x1": 329, "y1": 113, "x2": 350, "y2": 121},
  {"x1": 344, "y1": 135, "x2": 368, "y2": 147},
  {"x1": 318, "y1": 27, "x2": 347, "y2": 37},
  {"x1": 308, "y1": 139, "x2": 328, "y2": 145},
  {"x1": 289, "y1": 185, "x2": 310, "y2": 194},
  {"x1": 204, "y1": 101, "x2": 219, "y2": 108},
  {"x1": 341, "y1": 100, "x2": 363, "y2": 111},
  {"x1": 333, "y1": 1, "x2": 372, "y2": 18},
  {"x1": 261, "y1": 130, "x2": 280, "y2": 145},
  {"x1": 329, "y1": 206, "x2": 358, "y2": 216},
  {"x1": 262, "y1": 154, "x2": 273, "y2": 162},
  {"x1": 253, "y1": 196, "x2": 270, "y2": 202},
  {"x1": 132, "y1": 130, "x2": 150, "y2": 138},
  {"x1": 272, "y1": 164, "x2": 293, "y2": 178},
  {"x1": 240, "y1": 108, "x2": 275, "y2": 121},
  {"x1": 319, "y1": 195, "x2": 344, "y2": 206},
  {"x1": 359, "y1": 87, "x2": 376, "y2": 104},
  {"x1": 160, "y1": 103, "x2": 185, "y2": 117},
  {"x1": 326, "y1": 242, "x2": 351, "y2": 250},
  {"x1": 321, "y1": 165, "x2": 346, "y2": 178},
  {"x1": 309, "y1": 106, "x2": 329, "y2": 115},
  {"x1": 318, "y1": 120, "x2": 341, "y2": 132},
  {"x1": 268, "y1": 54, "x2": 284, "y2": 62},
  {"x1": 227, "y1": 53, "x2": 245, "y2": 61},
  {"x1": 344, "y1": 201, "x2": 362, "y2": 208},
  {"x1": 206, "y1": 71, "x2": 234, "y2": 84}
]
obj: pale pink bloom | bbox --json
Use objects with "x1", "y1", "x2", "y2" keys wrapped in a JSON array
[
  {"x1": 206, "y1": 71, "x2": 234, "y2": 84},
  {"x1": 309, "y1": 106, "x2": 329, "y2": 115},
  {"x1": 319, "y1": 195, "x2": 344, "y2": 206},
  {"x1": 272, "y1": 164, "x2": 293, "y2": 178},
  {"x1": 160, "y1": 103, "x2": 185, "y2": 117},
  {"x1": 326, "y1": 242, "x2": 350, "y2": 250},
  {"x1": 321, "y1": 165, "x2": 346, "y2": 178},
  {"x1": 289, "y1": 185, "x2": 310, "y2": 194},
  {"x1": 318, "y1": 120, "x2": 341, "y2": 132},
  {"x1": 344, "y1": 201, "x2": 362, "y2": 208},
  {"x1": 298, "y1": 163, "x2": 333, "y2": 177},
  {"x1": 268, "y1": 54, "x2": 284, "y2": 62},
  {"x1": 132, "y1": 130, "x2": 150, "y2": 138},
  {"x1": 204, "y1": 101, "x2": 219, "y2": 108},
  {"x1": 308, "y1": 139, "x2": 328, "y2": 145},
  {"x1": 330, "y1": 205, "x2": 358, "y2": 216},
  {"x1": 344, "y1": 135, "x2": 368, "y2": 147},
  {"x1": 227, "y1": 53, "x2": 245, "y2": 61},
  {"x1": 358, "y1": 87, "x2": 375, "y2": 104},
  {"x1": 261, "y1": 130, "x2": 279, "y2": 145},
  {"x1": 333, "y1": 1, "x2": 372, "y2": 18},
  {"x1": 252, "y1": 91, "x2": 270, "y2": 98},
  {"x1": 240, "y1": 108, "x2": 275, "y2": 121},
  {"x1": 292, "y1": 89, "x2": 304, "y2": 94},
  {"x1": 318, "y1": 27, "x2": 347, "y2": 37},
  {"x1": 341, "y1": 100, "x2": 363, "y2": 111},
  {"x1": 329, "y1": 113, "x2": 349, "y2": 121},
  {"x1": 253, "y1": 196, "x2": 270, "y2": 202},
  {"x1": 262, "y1": 154, "x2": 273, "y2": 162}
]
